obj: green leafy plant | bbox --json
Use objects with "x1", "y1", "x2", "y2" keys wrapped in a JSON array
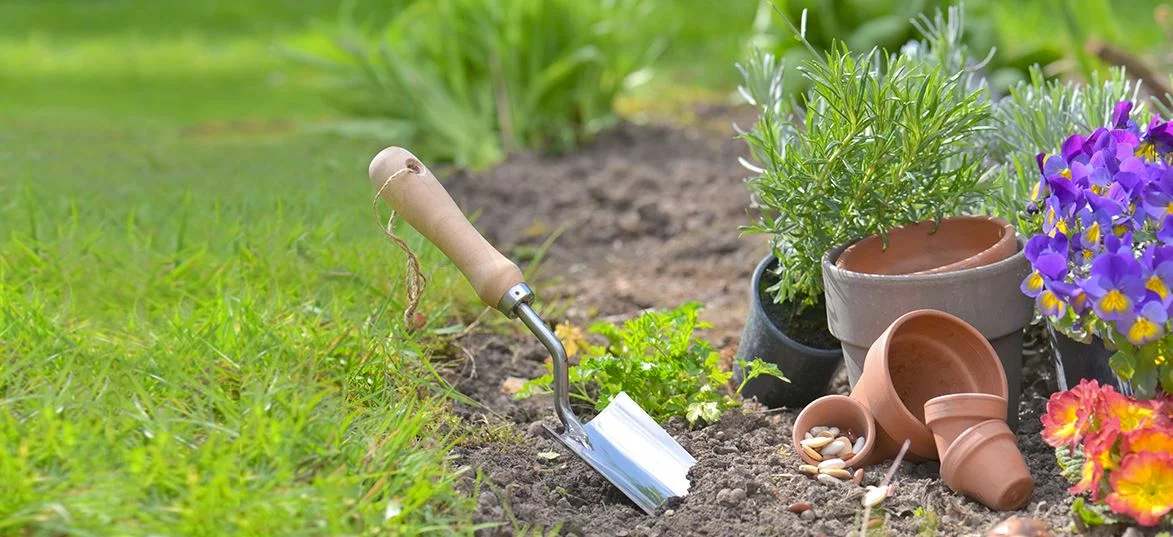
[
  {"x1": 518, "y1": 303, "x2": 786, "y2": 425},
  {"x1": 289, "y1": 0, "x2": 663, "y2": 168},
  {"x1": 737, "y1": 19, "x2": 992, "y2": 307}
]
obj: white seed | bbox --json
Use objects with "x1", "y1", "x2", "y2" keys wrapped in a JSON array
[
  {"x1": 816, "y1": 473, "x2": 842, "y2": 485},
  {"x1": 862, "y1": 485, "x2": 888, "y2": 507},
  {"x1": 853, "y1": 436, "x2": 866, "y2": 454},
  {"x1": 801, "y1": 436, "x2": 833, "y2": 449},
  {"x1": 810, "y1": 426, "x2": 827, "y2": 435},
  {"x1": 839, "y1": 445, "x2": 854, "y2": 460},
  {"x1": 827, "y1": 427, "x2": 840, "y2": 437},
  {"x1": 804, "y1": 432, "x2": 813, "y2": 440},
  {"x1": 817, "y1": 430, "x2": 834, "y2": 439},
  {"x1": 801, "y1": 445, "x2": 823, "y2": 461},
  {"x1": 798, "y1": 464, "x2": 819, "y2": 476},
  {"x1": 820, "y1": 468, "x2": 853, "y2": 479},
  {"x1": 817, "y1": 458, "x2": 845, "y2": 470},
  {"x1": 853, "y1": 468, "x2": 864, "y2": 485},
  {"x1": 819, "y1": 440, "x2": 846, "y2": 457}
]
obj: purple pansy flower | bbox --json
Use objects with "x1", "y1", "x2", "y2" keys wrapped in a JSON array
[
  {"x1": 1081, "y1": 251, "x2": 1146, "y2": 321},
  {"x1": 1119, "y1": 300, "x2": 1168, "y2": 345},
  {"x1": 1143, "y1": 167, "x2": 1173, "y2": 219}
]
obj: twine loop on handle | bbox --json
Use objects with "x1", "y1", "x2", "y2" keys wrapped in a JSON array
[{"x1": 372, "y1": 167, "x2": 426, "y2": 329}]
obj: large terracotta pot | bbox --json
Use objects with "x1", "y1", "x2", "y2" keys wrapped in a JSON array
[
  {"x1": 850, "y1": 310, "x2": 1009, "y2": 462},
  {"x1": 835, "y1": 216, "x2": 1016, "y2": 275},
  {"x1": 823, "y1": 233, "x2": 1032, "y2": 430}
]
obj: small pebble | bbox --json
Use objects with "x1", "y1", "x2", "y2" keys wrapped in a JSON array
[
  {"x1": 817, "y1": 458, "x2": 845, "y2": 470},
  {"x1": 852, "y1": 436, "x2": 867, "y2": 454},
  {"x1": 663, "y1": 509, "x2": 674, "y2": 516},
  {"x1": 985, "y1": 517, "x2": 1053, "y2": 537},
  {"x1": 800, "y1": 509, "x2": 816, "y2": 521},
  {"x1": 820, "y1": 468, "x2": 852, "y2": 479},
  {"x1": 816, "y1": 474, "x2": 842, "y2": 485},
  {"x1": 852, "y1": 468, "x2": 864, "y2": 485},
  {"x1": 862, "y1": 485, "x2": 888, "y2": 507},
  {"x1": 788, "y1": 502, "x2": 811, "y2": 514},
  {"x1": 819, "y1": 440, "x2": 846, "y2": 457},
  {"x1": 801, "y1": 445, "x2": 823, "y2": 461},
  {"x1": 798, "y1": 464, "x2": 819, "y2": 476},
  {"x1": 801, "y1": 436, "x2": 833, "y2": 449}
]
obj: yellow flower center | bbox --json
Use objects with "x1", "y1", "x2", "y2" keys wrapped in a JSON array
[
  {"x1": 1148, "y1": 276, "x2": 1169, "y2": 300},
  {"x1": 1101, "y1": 290, "x2": 1132, "y2": 314},
  {"x1": 1085, "y1": 222, "x2": 1101, "y2": 244},
  {"x1": 1129, "y1": 317, "x2": 1161, "y2": 344},
  {"x1": 1060, "y1": 168, "x2": 1073, "y2": 180},
  {"x1": 1026, "y1": 272, "x2": 1044, "y2": 292}
]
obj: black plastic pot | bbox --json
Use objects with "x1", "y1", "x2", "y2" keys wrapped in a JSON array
[
  {"x1": 733, "y1": 255, "x2": 843, "y2": 408},
  {"x1": 1047, "y1": 324, "x2": 1131, "y2": 396}
]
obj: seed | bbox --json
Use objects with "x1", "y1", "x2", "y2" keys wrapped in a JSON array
[
  {"x1": 798, "y1": 464, "x2": 819, "y2": 476},
  {"x1": 853, "y1": 468, "x2": 864, "y2": 485},
  {"x1": 801, "y1": 445, "x2": 823, "y2": 461},
  {"x1": 816, "y1": 430, "x2": 835, "y2": 439},
  {"x1": 804, "y1": 432, "x2": 813, "y2": 440},
  {"x1": 853, "y1": 436, "x2": 866, "y2": 454},
  {"x1": 819, "y1": 440, "x2": 846, "y2": 457},
  {"x1": 787, "y1": 502, "x2": 811, "y2": 513},
  {"x1": 820, "y1": 468, "x2": 852, "y2": 479},
  {"x1": 839, "y1": 446, "x2": 854, "y2": 460},
  {"x1": 862, "y1": 485, "x2": 888, "y2": 507},
  {"x1": 816, "y1": 473, "x2": 842, "y2": 485},
  {"x1": 828, "y1": 427, "x2": 840, "y2": 437},
  {"x1": 818, "y1": 458, "x2": 845, "y2": 470},
  {"x1": 810, "y1": 426, "x2": 827, "y2": 435},
  {"x1": 801, "y1": 436, "x2": 833, "y2": 449}
]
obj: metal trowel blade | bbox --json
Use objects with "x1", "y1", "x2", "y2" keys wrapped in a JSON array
[{"x1": 545, "y1": 392, "x2": 696, "y2": 515}]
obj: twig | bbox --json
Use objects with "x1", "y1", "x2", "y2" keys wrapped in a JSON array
[{"x1": 1086, "y1": 38, "x2": 1173, "y2": 101}]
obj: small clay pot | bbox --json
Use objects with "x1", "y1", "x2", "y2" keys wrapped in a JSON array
[
  {"x1": 835, "y1": 216, "x2": 1016, "y2": 276},
  {"x1": 850, "y1": 310, "x2": 1008, "y2": 462},
  {"x1": 792, "y1": 395, "x2": 876, "y2": 467},
  {"x1": 940, "y1": 419, "x2": 1034, "y2": 511},
  {"x1": 924, "y1": 393, "x2": 1007, "y2": 459}
]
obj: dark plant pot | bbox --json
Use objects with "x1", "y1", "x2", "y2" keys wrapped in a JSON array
[
  {"x1": 733, "y1": 255, "x2": 843, "y2": 408},
  {"x1": 1047, "y1": 324, "x2": 1131, "y2": 396},
  {"x1": 823, "y1": 238, "x2": 1033, "y2": 430}
]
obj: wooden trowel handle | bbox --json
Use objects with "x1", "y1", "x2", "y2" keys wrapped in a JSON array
[{"x1": 368, "y1": 147, "x2": 525, "y2": 311}]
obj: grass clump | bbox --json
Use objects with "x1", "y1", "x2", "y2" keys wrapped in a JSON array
[
  {"x1": 518, "y1": 303, "x2": 785, "y2": 425},
  {"x1": 292, "y1": 0, "x2": 664, "y2": 169}
]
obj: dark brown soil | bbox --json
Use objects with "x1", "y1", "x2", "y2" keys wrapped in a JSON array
[
  {"x1": 757, "y1": 262, "x2": 839, "y2": 350},
  {"x1": 428, "y1": 114, "x2": 1161, "y2": 535}
]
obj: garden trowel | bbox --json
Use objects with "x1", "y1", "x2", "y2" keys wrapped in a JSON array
[{"x1": 368, "y1": 147, "x2": 696, "y2": 515}]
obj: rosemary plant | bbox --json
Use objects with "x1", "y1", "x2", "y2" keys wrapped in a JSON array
[{"x1": 738, "y1": 41, "x2": 992, "y2": 308}]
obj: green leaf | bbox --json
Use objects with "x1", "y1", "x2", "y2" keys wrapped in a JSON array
[{"x1": 1109, "y1": 349, "x2": 1139, "y2": 380}]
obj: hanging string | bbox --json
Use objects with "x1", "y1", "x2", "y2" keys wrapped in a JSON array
[{"x1": 372, "y1": 167, "x2": 427, "y2": 329}]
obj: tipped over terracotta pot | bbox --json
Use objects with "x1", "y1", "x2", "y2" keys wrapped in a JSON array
[
  {"x1": 940, "y1": 419, "x2": 1034, "y2": 511},
  {"x1": 834, "y1": 216, "x2": 1016, "y2": 275},
  {"x1": 792, "y1": 395, "x2": 876, "y2": 468},
  {"x1": 850, "y1": 310, "x2": 1008, "y2": 462},
  {"x1": 924, "y1": 393, "x2": 1007, "y2": 459}
]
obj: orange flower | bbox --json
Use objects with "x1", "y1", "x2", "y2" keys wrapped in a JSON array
[
  {"x1": 1106, "y1": 451, "x2": 1173, "y2": 526},
  {"x1": 1101, "y1": 390, "x2": 1161, "y2": 434},
  {"x1": 1071, "y1": 424, "x2": 1121, "y2": 500},
  {"x1": 1042, "y1": 386, "x2": 1095, "y2": 449},
  {"x1": 1123, "y1": 427, "x2": 1173, "y2": 455}
]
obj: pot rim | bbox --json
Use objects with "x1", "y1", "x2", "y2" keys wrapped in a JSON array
[
  {"x1": 792, "y1": 394, "x2": 876, "y2": 467},
  {"x1": 835, "y1": 216, "x2": 1015, "y2": 276},
  {"x1": 924, "y1": 393, "x2": 1008, "y2": 425},
  {"x1": 823, "y1": 236, "x2": 1027, "y2": 284},
  {"x1": 868, "y1": 310, "x2": 1009, "y2": 441},
  {"x1": 751, "y1": 254, "x2": 841, "y2": 356},
  {"x1": 939, "y1": 419, "x2": 1015, "y2": 484}
]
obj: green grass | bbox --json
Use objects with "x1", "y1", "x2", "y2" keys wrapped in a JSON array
[{"x1": 0, "y1": 1, "x2": 495, "y2": 534}]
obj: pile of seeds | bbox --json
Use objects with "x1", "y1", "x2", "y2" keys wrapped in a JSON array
[{"x1": 798, "y1": 425, "x2": 866, "y2": 486}]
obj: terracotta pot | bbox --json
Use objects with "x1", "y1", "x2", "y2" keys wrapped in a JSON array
[
  {"x1": 1047, "y1": 323, "x2": 1133, "y2": 396},
  {"x1": 940, "y1": 419, "x2": 1034, "y2": 511},
  {"x1": 850, "y1": 310, "x2": 1008, "y2": 462},
  {"x1": 823, "y1": 237, "x2": 1031, "y2": 431},
  {"x1": 792, "y1": 395, "x2": 877, "y2": 468},
  {"x1": 923, "y1": 393, "x2": 1007, "y2": 459},
  {"x1": 835, "y1": 216, "x2": 1016, "y2": 275},
  {"x1": 734, "y1": 255, "x2": 843, "y2": 408}
]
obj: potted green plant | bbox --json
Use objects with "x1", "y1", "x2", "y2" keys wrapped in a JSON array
[{"x1": 733, "y1": 12, "x2": 1032, "y2": 416}]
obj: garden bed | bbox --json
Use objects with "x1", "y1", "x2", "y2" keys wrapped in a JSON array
[{"x1": 430, "y1": 117, "x2": 1115, "y2": 536}]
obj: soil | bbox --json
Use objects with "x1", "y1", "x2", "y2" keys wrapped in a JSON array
[
  {"x1": 756, "y1": 260, "x2": 839, "y2": 350},
  {"x1": 427, "y1": 112, "x2": 1162, "y2": 535}
]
